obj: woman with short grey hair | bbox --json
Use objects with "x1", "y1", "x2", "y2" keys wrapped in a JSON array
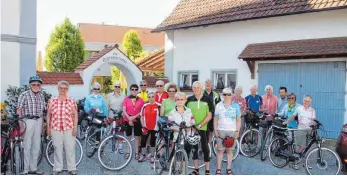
[{"x1": 46, "y1": 81, "x2": 78, "y2": 175}]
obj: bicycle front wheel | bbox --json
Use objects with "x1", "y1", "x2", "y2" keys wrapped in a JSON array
[
  {"x1": 98, "y1": 135, "x2": 132, "y2": 171},
  {"x1": 153, "y1": 135, "x2": 168, "y2": 175},
  {"x1": 305, "y1": 147, "x2": 341, "y2": 175},
  {"x1": 169, "y1": 149, "x2": 188, "y2": 175},
  {"x1": 45, "y1": 138, "x2": 83, "y2": 170},
  {"x1": 187, "y1": 143, "x2": 211, "y2": 169},
  {"x1": 260, "y1": 131, "x2": 272, "y2": 161},
  {"x1": 240, "y1": 129, "x2": 262, "y2": 157},
  {"x1": 212, "y1": 137, "x2": 240, "y2": 162},
  {"x1": 268, "y1": 137, "x2": 290, "y2": 168}
]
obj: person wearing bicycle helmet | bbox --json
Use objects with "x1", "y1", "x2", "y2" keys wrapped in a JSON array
[
  {"x1": 138, "y1": 92, "x2": 160, "y2": 163},
  {"x1": 46, "y1": 81, "x2": 78, "y2": 175},
  {"x1": 17, "y1": 76, "x2": 46, "y2": 175},
  {"x1": 185, "y1": 81, "x2": 214, "y2": 175},
  {"x1": 122, "y1": 84, "x2": 145, "y2": 160},
  {"x1": 214, "y1": 88, "x2": 241, "y2": 175}
]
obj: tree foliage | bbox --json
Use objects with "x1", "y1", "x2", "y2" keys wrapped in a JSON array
[
  {"x1": 122, "y1": 29, "x2": 143, "y2": 61},
  {"x1": 45, "y1": 18, "x2": 85, "y2": 72}
]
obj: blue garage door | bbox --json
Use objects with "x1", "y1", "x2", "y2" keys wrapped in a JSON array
[{"x1": 258, "y1": 62, "x2": 346, "y2": 139}]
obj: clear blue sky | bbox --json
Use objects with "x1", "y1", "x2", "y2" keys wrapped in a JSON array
[{"x1": 37, "y1": 0, "x2": 180, "y2": 57}]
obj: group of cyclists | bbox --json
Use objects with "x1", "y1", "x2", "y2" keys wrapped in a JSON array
[{"x1": 12, "y1": 74, "x2": 320, "y2": 175}]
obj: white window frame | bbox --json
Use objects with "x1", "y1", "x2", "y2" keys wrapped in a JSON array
[
  {"x1": 178, "y1": 71, "x2": 199, "y2": 89},
  {"x1": 212, "y1": 71, "x2": 237, "y2": 91}
]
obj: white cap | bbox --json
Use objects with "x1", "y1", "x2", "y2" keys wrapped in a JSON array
[
  {"x1": 222, "y1": 88, "x2": 232, "y2": 94},
  {"x1": 114, "y1": 81, "x2": 121, "y2": 87},
  {"x1": 92, "y1": 82, "x2": 101, "y2": 89}
]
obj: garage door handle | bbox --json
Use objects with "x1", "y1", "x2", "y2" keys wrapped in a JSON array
[{"x1": 300, "y1": 84, "x2": 302, "y2": 88}]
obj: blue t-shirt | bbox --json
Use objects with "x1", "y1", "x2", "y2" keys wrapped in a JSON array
[{"x1": 245, "y1": 94, "x2": 263, "y2": 112}]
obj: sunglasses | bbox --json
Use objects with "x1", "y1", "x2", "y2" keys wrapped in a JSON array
[
  {"x1": 287, "y1": 97, "x2": 295, "y2": 100},
  {"x1": 148, "y1": 96, "x2": 155, "y2": 98},
  {"x1": 114, "y1": 86, "x2": 120, "y2": 88},
  {"x1": 59, "y1": 87, "x2": 68, "y2": 90},
  {"x1": 223, "y1": 93, "x2": 232, "y2": 96},
  {"x1": 31, "y1": 84, "x2": 41, "y2": 87},
  {"x1": 176, "y1": 99, "x2": 184, "y2": 102},
  {"x1": 93, "y1": 88, "x2": 100, "y2": 91},
  {"x1": 168, "y1": 90, "x2": 177, "y2": 93},
  {"x1": 131, "y1": 89, "x2": 138, "y2": 91},
  {"x1": 156, "y1": 85, "x2": 163, "y2": 87},
  {"x1": 140, "y1": 85, "x2": 147, "y2": 87}
]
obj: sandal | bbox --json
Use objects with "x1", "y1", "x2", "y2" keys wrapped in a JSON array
[
  {"x1": 215, "y1": 169, "x2": 222, "y2": 175},
  {"x1": 118, "y1": 149, "x2": 124, "y2": 154},
  {"x1": 205, "y1": 170, "x2": 210, "y2": 175},
  {"x1": 226, "y1": 169, "x2": 233, "y2": 175},
  {"x1": 124, "y1": 153, "x2": 130, "y2": 160},
  {"x1": 135, "y1": 153, "x2": 140, "y2": 160},
  {"x1": 189, "y1": 169, "x2": 199, "y2": 175}
]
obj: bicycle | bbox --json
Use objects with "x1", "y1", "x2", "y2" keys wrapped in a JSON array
[
  {"x1": 259, "y1": 113, "x2": 287, "y2": 161},
  {"x1": 168, "y1": 121, "x2": 189, "y2": 175},
  {"x1": 268, "y1": 119, "x2": 341, "y2": 175},
  {"x1": 211, "y1": 133, "x2": 240, "y2": 162},
  {"x1": 1, "y1": 115, "x2": 37, "y2": 175},
  {"x1": 97, "y1": 109, "x2": 133, "y2": 171},
  {"x1": 239, "y1": 108, "x2": 264, "y2": 157},
  {"x1": 153, "y1": 116, "x2": 173, "y2": 175}
]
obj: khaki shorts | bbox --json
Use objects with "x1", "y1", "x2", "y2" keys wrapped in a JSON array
[
  {"x1": 294, "y1": 129, "x2": 311, "y2": 147},
  {"x1": 216, "y1": 130, "x2": 236, "y2": 151}
]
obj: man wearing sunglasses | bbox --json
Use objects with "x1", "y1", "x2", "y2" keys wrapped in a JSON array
[
  {"x1": 17, "y1": 76, "x2": 46, "y2": 175},
  {"x1": 106, "y1": 81, "x2": 126, "y2": 117},
  {"x1": 154, "y1": 80, "x2": 168, "y2": 104},
  {"x1": 138, "y1": 80, "x2": 148, "y2": 103}
]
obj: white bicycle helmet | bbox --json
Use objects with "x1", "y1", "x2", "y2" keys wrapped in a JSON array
[{"x1": 185, "y1": 133, "x2": 201, "y2": 146}]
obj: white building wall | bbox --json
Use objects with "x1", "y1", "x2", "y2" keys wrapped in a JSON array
[
  {"x1": 168, "y1": 9, "x2": 347, "y2": 97},
  {"x1": 1, "y1": 42, "x2": 21, "y2": 97},
  {"x1": 1, "y1": 0, "x2": 20, "y2": 35}
]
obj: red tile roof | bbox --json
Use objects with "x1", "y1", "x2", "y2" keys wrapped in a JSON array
[
  {"x1": 153, "y1": 0, "x2": 347, "y2": 32},
  {"x1": 238, "y1": 37, "x2": 347, "y2": 60},
  {"x1": 142, "y1": 76, "x2": 169, "y2": 87},
  {"x1": 75, "y1": 45, "x2": 118, "y2": 71},
  {"x1": 136, "y1": 48, "x2": 165, "y2": 72},
  {"x1": 78, "y1": 23, "x2": 165, "y2": 46},
  {"x1": 37, "y1": 72, "x2": 84, "y2": 85}
]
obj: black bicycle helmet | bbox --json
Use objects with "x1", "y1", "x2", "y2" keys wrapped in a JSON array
[{"x1": 29, "y1": 76, "x2": 43, "y2": 84}]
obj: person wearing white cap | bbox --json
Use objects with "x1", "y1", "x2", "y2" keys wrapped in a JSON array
[
  {"x1": 106, "y1": 81, "x2": 126, "y2": 116},
  {"x1": 214, "y1": 88, "x2": 241, "y2": 175}
]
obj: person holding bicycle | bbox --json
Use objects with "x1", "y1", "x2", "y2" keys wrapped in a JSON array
[
  {"x1": 17, "y1": 76, "x2": 46, "y2": 175},
  {"x1": 138, "y1": 92, "x2": 160, "y2": 163},
  {"x1": 277, "y1": 93, "x2": 301, "y2": 129},
  {"x1": 185, "y1": 81, "x2": 214, "y2": 175},
  {"x1": 214, "y1": 88, "x2": 241, "y2": 175},
  {"x1": 283, "y1": 95, "x2": 316, "y2": 169},
  {"x1": 122, "y1": 84, "x2": 145, "y2": 160},
  {"x1": 46, "y1": 81, "x2": 78, "y2": 175}
]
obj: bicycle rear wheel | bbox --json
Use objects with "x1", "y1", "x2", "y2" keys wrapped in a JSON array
[
  {"x1": 169, "y1": 149, "x2": 188, "y2": 175},
  {"x1": 187, "y1": 143, "x2": 211, "y2": 169},
  {"x1": 240, "y1": 129, "x2": 262, "y2": 157},
  {"x1": 153, "y1": 135, "x2": 168, "y2": 175},
  {"x1": 268, "y1": 137, "x2": 290, "y2": 168},
  {"x1": 98, "y1": 135, "x2": 132, "y2": 171},
  {"x1": 11, "y1": 144, "x2": 23, "y2": 175},
  {"x1": 305, "y1": 147, "x2": 341, "y2": 175},
  {"x1": 85, "y1": 126, "x2": 98, "y2": 158},
  {"x1": 260, "y1": 131, "x2": 272, "y2": 161},
  {"x1": 46, "y1": 138, "x2": 83, "y2": 170}
]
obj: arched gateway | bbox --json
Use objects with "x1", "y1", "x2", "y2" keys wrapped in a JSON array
[{"x1": 75, "y1": 44, "x2": 142, "y2": 96}]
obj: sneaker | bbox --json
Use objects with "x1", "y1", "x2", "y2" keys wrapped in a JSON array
[
  {"x1": 52, "y1": 171, "x2": 61, "y2": 175},
  {"x1": 68, "y1": 170, "x2": 77, "y2": 175},
  {"x1": 20, "y1": 171, "x2": 28, "y2": 175},
  {"x1": 138, "y1": 155, "x2": 147, "y2": 162},
  {"x1": 293, "y1": 164, "x2": 300, "y2": 170},
  {"x1": 28, "y1": 170, "x2": 44, "y2": 175}
]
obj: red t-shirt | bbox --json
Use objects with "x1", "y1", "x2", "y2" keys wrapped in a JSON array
[
  {"x1": 141, "y1": 103, "x2": 160, "y2": 130},
  {"x1": 122, "y1": 96, "x2": 145, "y2": 122},
  {"x1": 155, "y1": 91, "x2": 169, "y2": 104}
]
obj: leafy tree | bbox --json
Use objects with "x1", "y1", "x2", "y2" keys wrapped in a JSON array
[
  {"x1": 45, "y1": 18, "x2": 85, "y2": 72},
  {"x1": 122, "y1": 29, "x2": 143, "y2": 61}
]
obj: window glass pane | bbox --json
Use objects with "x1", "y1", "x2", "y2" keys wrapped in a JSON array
[
  {"x1": 181, "y1": 74, "x2": 191, "y2": 88},
  {"x1": 191, "y1": 74, "x2": 198, "y2": 86},
  {"x1": 216, "y1": 73, "x2": 225, "y2": 89},
  {"x1": 227, "y1": 73, "x2": 237, "y2": 93}
]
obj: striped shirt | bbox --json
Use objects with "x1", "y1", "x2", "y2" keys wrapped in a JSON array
[
  {"x1": 48, "y1": 97, "x2": 77, "y2": 131},
  {"x1": 17, "y1": 90, "x2": 45, "y2": 117}
]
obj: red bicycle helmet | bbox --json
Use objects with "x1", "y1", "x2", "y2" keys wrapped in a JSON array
[{"x1": 222, "y1": 136, "x2": 235, "y2": 148}]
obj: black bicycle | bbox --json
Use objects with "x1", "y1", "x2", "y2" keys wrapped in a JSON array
[
  {"x1": 1, "y1": 115, "x2": 39, "y2": 175},
  {"x1": 268, "y1": 119, "x2": 341, "y2": 175}
]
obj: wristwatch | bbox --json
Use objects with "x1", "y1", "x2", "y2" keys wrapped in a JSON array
[{"x1": 198, "y1": 124, "x2": 202, "y2": 128}]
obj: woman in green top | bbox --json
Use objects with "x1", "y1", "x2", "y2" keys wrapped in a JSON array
[{"x1": 160, "y1": 84, "x2": 178, "y2": 116}]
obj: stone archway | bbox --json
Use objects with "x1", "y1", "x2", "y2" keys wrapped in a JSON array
[{"x1": 75, "y1": 45, "x2": 142, "y2": 96}]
